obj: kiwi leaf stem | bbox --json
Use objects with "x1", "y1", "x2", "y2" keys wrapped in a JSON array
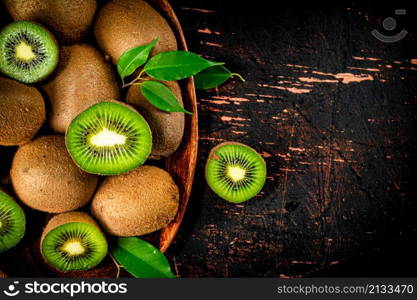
[
  {"x1": 109, "y1": 252, "x2": 122, "y2": 278},
  {"x1": 122, "y1": 69, "x2": 146, "y2": 88},
  {"x1": 231, "y1": 73, "x2": 246, "y2": 82}
]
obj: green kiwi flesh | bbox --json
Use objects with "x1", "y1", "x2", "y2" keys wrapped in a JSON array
[
  {"x1": 0, "y1": 190, "x2": 25, "y2": 252},
  {"x1": 205, "y1": 142, "x2": 267, "y2": 203},
  {"x1": 0, "y1": 21, "x2": 58, "y2": 83},
  {"x1": 41, "y1": 212, "x2": 107, "y2": 271},
  {"x1": 65, "y1": 101, "x2": 152, "y2": 175}
]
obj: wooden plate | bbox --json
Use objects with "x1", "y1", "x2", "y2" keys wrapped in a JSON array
[{"x1": 0, "y1": 0, "x2": 198, "y2": 277}]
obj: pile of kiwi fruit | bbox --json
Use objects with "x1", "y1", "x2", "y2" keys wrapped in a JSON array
[
  {"x1": 0, "y1": 0, "x2": 267, "y2": 276},
  {"x1": 0, "y1": 0, "x2": 183, "y2": 274}
]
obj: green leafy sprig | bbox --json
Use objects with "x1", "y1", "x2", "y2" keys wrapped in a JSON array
[
  {"x1": 117, "y1": 38, "x2": 244, "y2": 114},
  {"x1": 111, "y1": 237, "x2": 176, "y2": 278}
]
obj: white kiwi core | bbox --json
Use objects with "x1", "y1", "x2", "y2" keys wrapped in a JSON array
[
  {"x1": 61, "y1": 239, "x2": 86, "y2": 256},
  {"x1": 227, "y1": 165, "x2": 246, "y2": 182},
  {"x1": 90, "y1": 128, "x2": 127, "y2": 147},
  {"x1": 15, "y1": 41, "x2": 36, "y2": 61}
]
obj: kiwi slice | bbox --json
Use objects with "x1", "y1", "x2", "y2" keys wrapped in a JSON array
[
  {"x1": 0, "y1": 21, "x2": 58, "y2": 83},
  {"x1": 0, "y1": 190, "x2": 26, "y2": 252},
  {"x1": 41, "y1": 212, "x2": 107, "y2": 272},
  {"x1": 205, "y1": 142, "x2": 267, "y2": 203},
  {"x1": 66, "y1": 101, "x2": 152, "y2": 175}
]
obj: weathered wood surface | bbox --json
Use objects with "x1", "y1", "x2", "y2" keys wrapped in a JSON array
[
  {"x1": 166, "y1": 1, "x2": 417, "y2": 277},
  {"x1": 1, "y1": 0, "x2": 416, "y2": 278}
]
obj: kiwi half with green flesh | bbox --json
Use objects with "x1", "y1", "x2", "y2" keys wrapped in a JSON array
[
  {"x1": 5, "y1": 0, "x2": 97, "y2": 43},
  {"x1": 10, "y1": 135, "x2": 98, "y2": 213},
  {"x1": 92, "y1": 165, "x2": 179, "y2": 236},
  {"x1": 126, "y1": 81, "x2": 185, "y2": 159},
  {"x1": 41, "y1": 212, "x2": 107, "y2": 272},
  {"x1": 205, "y1": 142, "x2": 267, "y2": 203},
  {"x1": 0, "y1": 21, "x2": 58, "y2": 83},
  {"x1": 0, "y1": 77, "x2": 45, "y2": 146},
  {"x1": 66, "y1": 101, "x2": 152, "y2": 175},
  {"x1": 43, "y1": 44, "x2": 120, "y2": 133},
  {"x1": 94, "y1": 0, "x2": 177, "y2": 64},
  {"x1": 0, "y1": 190, "x2": 25, "y2": 253}
]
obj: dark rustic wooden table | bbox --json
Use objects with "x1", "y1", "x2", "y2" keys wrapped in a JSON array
[
  {"x1": 0, "y1": 1, "x2": 416, "y2": 278},
  {"x1": 166, "y1": 1, "x2": 417, "y2": 277}
]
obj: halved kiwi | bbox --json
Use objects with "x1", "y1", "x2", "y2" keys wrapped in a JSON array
[
  {"x1": 65, "y1": 101, "x2": 152, "y2": 175},
  {"x1": 41, "y1": 212, "x2": 107, "y2": 272},
  {"x1": 205, "y1": 142, "x2": 267, "y2": 203},
  {"x1": 0, "y1": 21, "x2": 58, "y2": 83},
  {"x1": 0, "y1": 190, "x2": 26, "y2": 252}
]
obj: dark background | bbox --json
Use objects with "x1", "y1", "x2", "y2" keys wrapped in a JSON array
[
  {"x1": 166, "y1": 1, "x2": 417, "y2": 277},
  {"x1": 0, "y1": 0, "x2": 416, "y2": 278}
]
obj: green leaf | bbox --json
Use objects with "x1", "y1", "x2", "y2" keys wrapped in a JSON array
[
  {"x1": 112, "y1": 237, "x2": 175, "y2": 278},
  {"x1": 144, "y1": 50, "x2": 223, "y2": 81},
  {"x1": 117, "y1": 38, "x2": 159, "y2": 82},
  {"x1": 140, "y1": 80, "x2": 192, "y2": 114},
  {"x1": 194, "y1": 65, "x2": 245, "y2": 89}
]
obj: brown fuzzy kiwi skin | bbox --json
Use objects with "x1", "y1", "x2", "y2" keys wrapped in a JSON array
[
  {"x1": 126, "y1": 81, "x2": 185, "y2": 159},
  {"x1": 42, "y1": 44, "x2": 120, "y2": 133},
  {"x1": 40, "y1": 212, "x2": 101, "y2": 244},
  {"x1": 10, "y1": 135, "x2": 99, "y2": 213},
  {"x1": 0, "y1": 77, "x2": 45, "y2": 146},
  {"x1": 91, "y1": 165, "x2": 179, "y2": 236},
  {"x1": 94, "y1": 0, "x2": 177, "y2": 64},
  {"x1": 4, "y1": 0, "x2": 97, "y2": 43}
]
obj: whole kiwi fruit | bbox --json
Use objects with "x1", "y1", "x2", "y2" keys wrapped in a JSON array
[
  {"x1": 10, "y1": 135, "x2": 98, "y2": 213},
  {"x1": 126, "y1": 81, "x2": 184, "y2": 159},
  {"x1": 92, "y1": 165, "x2": 179, "y2": 236},
  {"x1": 0, "y1": 77, "x2": 45, "y2": 146},
  {"x1": 4, "y1": 0, "x2": 97, "y2": 43},
  {"x1": 41, "y1": 211, "x2": 108, "y2": 271},
  {"x1": 94, "y1": 0, "x2": 177, "y2": 63},
  {"x1": 42, "y1": 44, "x2": 120, "y2": 133}
]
